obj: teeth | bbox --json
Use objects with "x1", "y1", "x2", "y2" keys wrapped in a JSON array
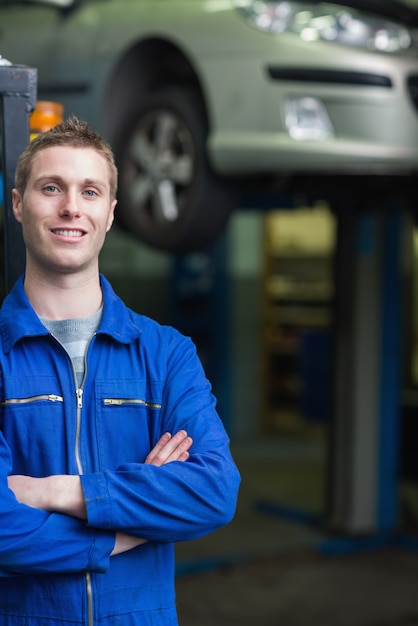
[{"x1": 53, "y1": 229, "x2": 84, "y2": 237}]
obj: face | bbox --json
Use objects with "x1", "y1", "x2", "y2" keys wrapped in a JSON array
[{"x1": 12, "y1": 145, "x2": 116, "y2": 281}]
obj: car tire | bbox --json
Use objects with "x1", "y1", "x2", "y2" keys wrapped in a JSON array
[{"x1": 113, "y1": 87, "x2": 235, "y2": 253}]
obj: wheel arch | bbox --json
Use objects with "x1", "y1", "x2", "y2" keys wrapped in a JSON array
[{"x1": 102, "y1": 37, "x2": 210, "y2": 142}]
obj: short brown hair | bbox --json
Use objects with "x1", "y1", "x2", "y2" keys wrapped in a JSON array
[{"x1": 14, "y1": 115, "x2": 118, "y2": 200}]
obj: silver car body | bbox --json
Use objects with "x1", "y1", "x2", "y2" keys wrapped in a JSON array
[{"x1": 1, "y1": 0, "x2": 418, "y2": 176}]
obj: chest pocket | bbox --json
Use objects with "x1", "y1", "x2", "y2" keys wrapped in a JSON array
[
  {"x1": 0, "y1": 375, "x2": 67, "y2": 475},
  {"x1": 94, "y1": 379, "x2": 164, "y2": 469}
]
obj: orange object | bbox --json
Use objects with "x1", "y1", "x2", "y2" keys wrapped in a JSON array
[{"x1": 30, "y1": 101, "x2": 64, "y2": 139}]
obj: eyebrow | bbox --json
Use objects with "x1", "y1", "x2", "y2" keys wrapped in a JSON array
[{"x1": 81, "y1": 178, "x2": 108, "y2": 192}]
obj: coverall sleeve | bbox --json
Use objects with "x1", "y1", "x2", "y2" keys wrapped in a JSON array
[
  {"x1": 0, "y1": 430, "x2": 115, "y2": 577},
  {"x1": 81, "y1": 332, "x2": 241, "y2": 543}
]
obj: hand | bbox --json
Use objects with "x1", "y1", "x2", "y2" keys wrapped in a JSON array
[
  {"x1": 8, "y1": 474, "x2": 45, "y2": 509},
  {"x1": 8, "y1": 474, "x2": 86, "y2": 519},
  {"x1": 145, "y1": 430, "x2": 193, "y2": 466},
  {"x1": 112, "y1": 532, "x2": 147, "y2": 555}
]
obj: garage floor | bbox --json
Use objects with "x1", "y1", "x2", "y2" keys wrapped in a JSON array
[{"x1": 174, "y1": 436, "x2": 418, "y2": 626}]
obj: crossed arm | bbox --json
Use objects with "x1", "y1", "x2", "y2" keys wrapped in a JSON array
[{"x1": 8, "y1": 430, "x2": 192, "y2": 555}]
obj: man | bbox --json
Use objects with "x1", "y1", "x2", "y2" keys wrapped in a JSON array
[{"x1": 0, "y1": 116, "x2": 240, "y2": 625}]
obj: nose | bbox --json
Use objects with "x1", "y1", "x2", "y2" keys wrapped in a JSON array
[{"x1": 58, "y1": 189, "x2": 81, "y2": 218}]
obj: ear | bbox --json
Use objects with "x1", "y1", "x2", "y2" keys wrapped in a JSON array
[
  {"x1": 12, "y1": 189, "x2": 23, "y2": 224},
  {"x1": 106, "y1": 199, "x2": 117, "y2": 232}
]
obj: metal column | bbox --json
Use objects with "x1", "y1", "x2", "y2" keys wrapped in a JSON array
[
  {"x1": 326, "y1": 202, "x2": 404, "y2": 542},
  {"x1": 0, "y1": 64, "x2": 37, "y2": 293}
]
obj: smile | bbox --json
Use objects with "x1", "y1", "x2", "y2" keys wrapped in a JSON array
[{"x1": 52, "y1": 229, "x2": 85, "y2": 238}]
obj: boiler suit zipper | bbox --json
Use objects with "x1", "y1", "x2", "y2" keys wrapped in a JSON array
[
  {"x1": 51, "y1": 331, "x2": 96, "y2": 626},
  {"x1": 75, "y1": 384, "x2": 94, "y2": 626}
]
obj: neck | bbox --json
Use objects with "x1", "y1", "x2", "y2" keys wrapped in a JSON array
[{"x1": 23, "y1": 268, "x2": 103, "y2": 320}]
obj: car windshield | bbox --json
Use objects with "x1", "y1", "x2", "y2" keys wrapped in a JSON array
[{"x1": 317, "y1": 0, "x2": 418, "y2": 23}]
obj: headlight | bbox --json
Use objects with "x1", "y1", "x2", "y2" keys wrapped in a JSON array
[
  {"x1": 235, "y1": 1, "x2": 418, "y2": 53},
  {"x1": 284, "y1": 97, "x2": 335, "y2": 140}
]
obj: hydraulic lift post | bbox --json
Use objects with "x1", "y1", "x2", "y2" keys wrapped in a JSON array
[
  {"x1": 0, "y1": 63, "x2": 36, "y2": 293},
  {"x1": 327, "y1": 203, "x2": 405, "y2": 542}
]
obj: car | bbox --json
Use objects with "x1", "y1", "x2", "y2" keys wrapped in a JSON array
[{"x1": 1, "y1": 0, "x2": 418, "y2": 252}]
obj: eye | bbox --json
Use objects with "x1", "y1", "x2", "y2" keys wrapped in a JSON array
[
  {"x1": 84, "y1": 189, "x2": 97, "y2": 198},
  {"x1": 44, "y1": 184, "x2": 59, "y2": 193}
]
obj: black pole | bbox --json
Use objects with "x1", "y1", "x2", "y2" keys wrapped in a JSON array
[{"x1": 0, "y1": 64, "x2": 37, "y2": 294}]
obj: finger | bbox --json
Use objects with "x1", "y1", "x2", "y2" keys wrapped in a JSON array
[
  {"x1": 163, "y1": 436, "x2": 193, "y2": 464},
  {"x1": 144, "y1": 432, "x2": 172, "y2": 465},
  {"x1": 145, "y1": 430, "x2": 187, "y2": 465},
  {"x1": 175, "y1": 450, "x2": 190, "y2": 463},
  {"x1": 145, "y1": 430, "x2": 190, "y2": 466}
]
